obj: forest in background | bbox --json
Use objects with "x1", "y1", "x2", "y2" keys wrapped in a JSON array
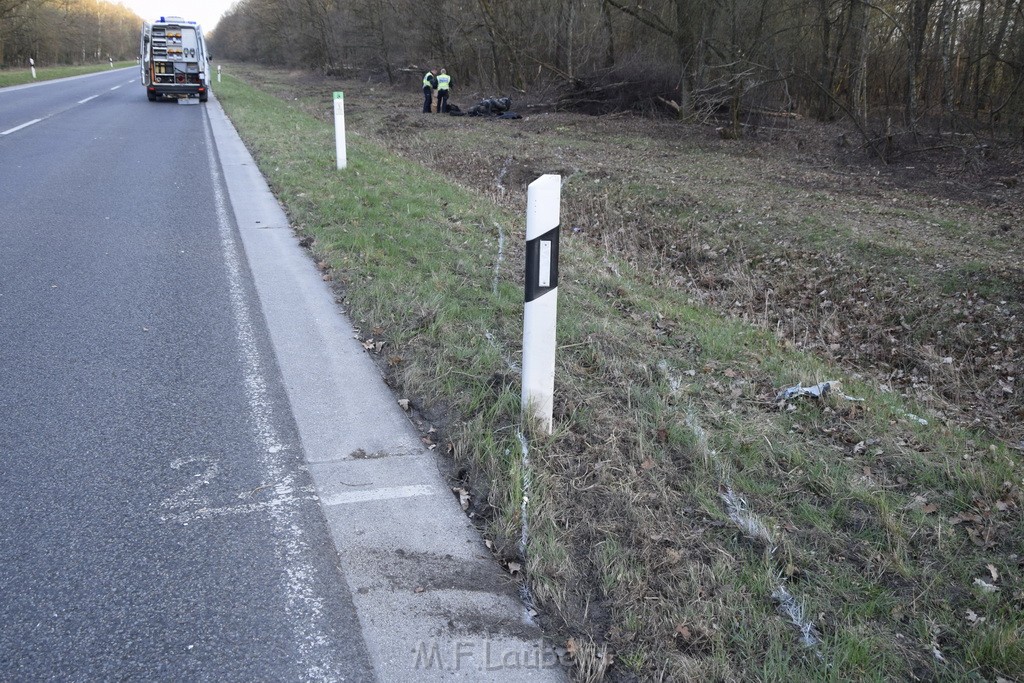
[
  {"x1": 210, "y1": 0, "x2": 1023, "y2": 143},
  {"x1": 0, "y1": 0, "x2": 141, "y2": 65},
  {"x1": 3, "y1": 0, "x2": 1021, "y2": 142}
]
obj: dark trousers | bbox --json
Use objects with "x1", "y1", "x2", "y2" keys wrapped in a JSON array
[
  {"x1": 423, "y1": 86, "x2": 432, "y2": 113},
  {"x1": 437, "y1": 89, "x2": 449, "y2": 113}
]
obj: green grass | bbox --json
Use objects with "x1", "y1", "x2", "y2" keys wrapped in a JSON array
[
  {"x1": 214, "y1": 73, "x2": 1024, "y2": 682},
  {"x1": 939, "y1": 261, "x2": 1023, "y2": 299},
  {"x1": 0, "y1": 61, "x2": 136, "y2": 88}
]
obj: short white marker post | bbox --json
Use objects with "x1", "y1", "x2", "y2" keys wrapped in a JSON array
[
  {"x1": 217, "y1": 64, "x2": 221, "y2": 83},
  {"x1": 29, "y1": 57, "x2": 36, "y2": 79},
  {"x1": 109, "y1": 57, "x2": 113, "y2": 68},
  {"x1": 333, "y1": 91, "x2": 347, "y2": 170},
  {"x1": 521, "y1": 174, "x2": 561, "y2": 434}
]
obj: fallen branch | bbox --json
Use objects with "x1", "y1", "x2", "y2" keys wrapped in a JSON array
[{"x1": 656, "y1": 96, "x2": 682, "y2": 114}]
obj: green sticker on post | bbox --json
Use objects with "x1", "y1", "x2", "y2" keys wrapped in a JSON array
[{"x1": 334, "y1": 91, "x2": 343, "y2": 100}]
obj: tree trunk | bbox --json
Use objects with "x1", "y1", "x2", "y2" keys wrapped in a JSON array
[
  {"x1": 979, "y1": 0, "x2": 1016, "y2": 115},
  {"x1": 303, "y1": 0, "x2": 336, "y2": 71},
  {"x1": 936, "y1": 0, "x2": 957, "y2": 131},
  {"x1": 604, "y1": 0, "x2": 698, "y2": 119},
  {"x1": 476, "y1": 0, "x2": 503, "y2": 88},
  {"x1": 370, "y1": 0, "x2": 393, "y2": 83},
  {"x1": 600, "y1": 0, "x2": 614, "y2": 69},
  {"x1": 674, "y1": 0, "x2": 698, "y2": 120},
  {"x1": 905, "y1": 0, "x2": 934, "y2": 128},
  {"x1": 817, "y1": 0, "x2": 834, "y2": 120},
  {"x1": 972, "y1": 0, "x2": 987, "y2": 115},
  {"x1": 847, "y1": 0, "x2": 871, "y2": 128}
]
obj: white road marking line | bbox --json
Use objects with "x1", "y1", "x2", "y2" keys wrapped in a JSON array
[
  {"x1": 161, "y1": 456, "x2": 221, "y2": 511},
  {"x1": 202, "y1": 107, "x2": 342, "y2": 681},
  {"x1": 321, "y1": 484, "x2": 436, "y2": 506},
  {"x1": 110, "y1": 85, "x2": 121, "y2": 91},
  {"x1": 162, "y1": 496, "x2": 321, "y2": 523},
  {"x1": 78, "y1": 95, "x2": 99, "y2": 104},
  {"x1": 1, "y1": 118, "x2": 41, "y2": 135}
]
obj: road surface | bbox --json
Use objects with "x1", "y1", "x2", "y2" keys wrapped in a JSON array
[{"x1": 0, "y1": 68, "x2": 563, "y2": 681}]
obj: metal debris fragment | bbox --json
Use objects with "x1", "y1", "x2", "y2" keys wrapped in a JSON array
[{"x1": 776, "y1": 380, "x2": 864, "y2": 403}]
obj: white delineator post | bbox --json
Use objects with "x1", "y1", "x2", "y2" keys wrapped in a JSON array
[
  {"x1": 217, "y1": 64, "x2": 221, "y2": 83},
  {"x1": 333, "y1": 91, "x2": 347, "y2": 170},
  {"x1": 521, "y1": 174, "x2": 561, "y2": 434},
  {"x1": 29, "y1": 57, "x2": 36, "y2": 79}
]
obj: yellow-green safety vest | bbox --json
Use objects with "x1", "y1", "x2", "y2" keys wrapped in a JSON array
[
  {"x1": 423, "y1": 72, "x2": 434, "y2": 88},
  {"x1": 437, "y1": 74, "x2": 451, "y2": 90}
]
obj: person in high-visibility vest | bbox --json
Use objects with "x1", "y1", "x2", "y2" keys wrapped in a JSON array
[
  {"x1": 436, "y1": 69, "x2": 452, "y2": 113},
  {"x1": 422, "y1": 68, "x2": 437, "y2": 113}
]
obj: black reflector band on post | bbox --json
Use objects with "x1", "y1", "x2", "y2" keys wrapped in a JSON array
[{"x1": 524, "y1": 225, "x2": 560, "y2": 303}]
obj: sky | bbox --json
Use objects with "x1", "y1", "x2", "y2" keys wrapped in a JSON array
[{"x1": 118, "y1": 0, "x2": 232, "y2": 33}]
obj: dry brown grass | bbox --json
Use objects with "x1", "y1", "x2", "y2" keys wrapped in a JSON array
[
  {"x1": 248, "y1": 67, "x2": 1024, "y2": 445},
  {"x1": 217, "y1": 67, "x2": 1024, "y2": 682}
]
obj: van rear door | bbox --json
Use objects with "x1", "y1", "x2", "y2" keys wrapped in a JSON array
[{"x1": 140, "y1": 22, "x2": 151, "y2": 86}]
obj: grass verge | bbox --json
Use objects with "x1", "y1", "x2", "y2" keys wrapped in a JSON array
[
  {"x1": 0, "y1": 61, "x2": 136, "y2": 88},
  {"x1": 214, "y1": 74, "x2": 1023, "y2": 682}
]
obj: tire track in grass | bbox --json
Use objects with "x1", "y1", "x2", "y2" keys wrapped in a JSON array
[{"x1": 657, "y1": 361, "x2": 823, "y2": 657}]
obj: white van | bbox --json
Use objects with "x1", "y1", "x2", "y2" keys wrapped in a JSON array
[{"x1": 140, "y1": 17, "x2": 209, "y2": 102}]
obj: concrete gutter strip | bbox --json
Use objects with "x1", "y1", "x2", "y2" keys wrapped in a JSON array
[{"x1": 206, "y1": 96, "x2": 565, "y2": 681}]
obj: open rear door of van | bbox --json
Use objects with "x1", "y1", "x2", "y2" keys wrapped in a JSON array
[{"x1": 140, "y1": 22, "x2": 151, "y2": 88}]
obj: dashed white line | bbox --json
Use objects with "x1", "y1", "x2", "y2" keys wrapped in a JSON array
[
  {"x1": 1, "y1": 118, "x2": 41, "y2": 135},
  {"x1": 321, "y1": 484, "x2": 436, "y2": 507},
  {"x1": 2, "y1": 79, "x2": 130, "y2": 136}
]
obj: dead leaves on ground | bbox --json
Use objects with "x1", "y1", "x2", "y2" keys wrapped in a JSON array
[
  {"x1": 354, "y1": 325, "x2": 389, "y2": 355},
  {"x1": 948, "y1": 483, "x2": 1020, "y2": 550}
]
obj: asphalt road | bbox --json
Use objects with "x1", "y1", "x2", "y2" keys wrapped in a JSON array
[
  {"x1": 0, "y1": 69, "x2": 375, "y2": 681},
  {"x1": 1, "y1": 68, "x2": 565, "y2": 683}
]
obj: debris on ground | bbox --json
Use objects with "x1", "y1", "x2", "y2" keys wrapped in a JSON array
[
  {"x1": 775, "y1": 381, "x2": 864, "y2": 403},
  {"x1": 452, "y1": 96, "x2": 520, "y2": 118}
]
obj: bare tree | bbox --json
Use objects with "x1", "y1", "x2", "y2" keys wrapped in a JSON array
[
  {"x1": 905, "y1": 0, "x2": 935, "y2": 127},
  {"x1": 205, "y1": 0, "x2": 1024, "y2": 139}
]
